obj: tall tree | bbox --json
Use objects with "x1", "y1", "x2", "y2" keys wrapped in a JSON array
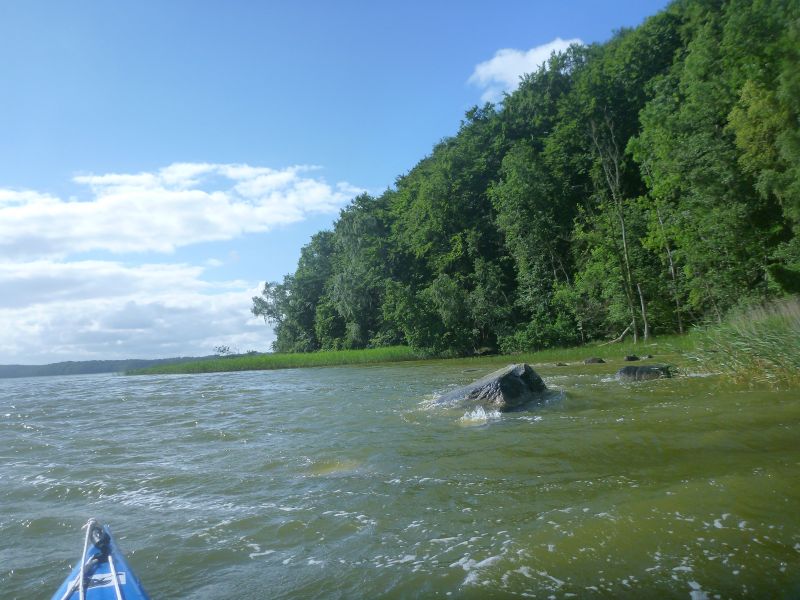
[{"x1": 254, "y1": 0, "x2": 800, "y2": 355}]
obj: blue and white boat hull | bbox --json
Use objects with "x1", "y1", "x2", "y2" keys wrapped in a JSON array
[{"x1": 52, "y1": 520, "x2": 150, "y2": 600}]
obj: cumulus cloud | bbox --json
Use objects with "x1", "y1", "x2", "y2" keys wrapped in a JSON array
[
  {"x1": 0, "y1": 162, "x2": 362, "y2": 258},
  {"x1": 0, "y1": 260, "x2": 209, "y2": 309},
  {"x1": 0, "y1": 258, "x2": 272, "y2": 363},
  {"x1": 469, "y1": 37, "x2": 583, "y2": 103},
  {"x1": 0, "y1": 161, "x2": 363, "y2": 363}
]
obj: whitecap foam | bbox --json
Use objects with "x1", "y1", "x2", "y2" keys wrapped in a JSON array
[
  {"x1": 246, "y1": 543, "x2": 275, "y2": 559},
  {"x1": 459, "y1": 406, "x2": 502, "y2": 425},
  {"x1": 518, "y1": 415, "x2": 543, "y2": 423},
  {"x1": 688, "y1": 581, "x2": 709, "y2": 600}
]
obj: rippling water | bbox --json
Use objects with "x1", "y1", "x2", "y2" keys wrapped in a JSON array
[{"x1": 1, "y1": 361, "x2": 799, "y2": 598}]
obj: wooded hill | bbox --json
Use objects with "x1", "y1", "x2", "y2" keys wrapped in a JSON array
[
  {"x1": 253, "y1": 0, "x2": 800, "y2": 356},
  {"x1": 0, "y1": 357, "x2": 205, "y2": 379}
]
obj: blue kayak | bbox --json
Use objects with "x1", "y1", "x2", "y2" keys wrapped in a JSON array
[{"x1": 52, "y1": 519, "x2": 150, "y2": 600}]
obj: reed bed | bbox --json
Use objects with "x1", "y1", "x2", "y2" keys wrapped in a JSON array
[
  {"x1": 127, "y1": 346, "x2": 422, "y2": 375},
  {"x1": 513, "y1": 333, "x2": 695, "y2": 365},
  {"x1": 129, "y1": 334, "x2": 697, "y2": 375},
  {"x1": 127, "y1": 306, "x2": 800, "y2": 387},
  {"x1": 694, "y1": 296, "x2": 800, "y2": 387}
]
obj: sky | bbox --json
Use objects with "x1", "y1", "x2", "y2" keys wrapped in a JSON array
[{"x1": 0, "y1": 0, "x2": 671, "y2": 364}]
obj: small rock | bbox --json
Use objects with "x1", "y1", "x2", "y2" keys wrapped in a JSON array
[
  {"x1": 616, "y1": 365, "x2": 671, "y2": 381},
  {"x1": 624, "y1": 355, "x2": 640, "y2": 361},
  {"x1": 555, "y1": 362, "x2": 568, "y2": 367},
  {"x1": 583, "y1": 357, "x2": 605, "y2": 364},
  {"x1": 642, "y1": 354, "x2": 654, "y2": 359}
]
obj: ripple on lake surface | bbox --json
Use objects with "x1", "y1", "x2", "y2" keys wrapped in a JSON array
[{"x1": 1, "y1": 363, "x2": 799, "y2": 598}]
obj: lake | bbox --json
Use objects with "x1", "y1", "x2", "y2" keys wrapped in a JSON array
[{"x1": 1, "y1": 360, "x2": 798, "y2": 598}]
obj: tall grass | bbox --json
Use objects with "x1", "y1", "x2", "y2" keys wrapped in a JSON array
[
  {"x1": 513, "y1": 333, "x2": 695, "y2": 364},
  {"x1": 127, "y1": 346, "x2": 422, "y2": 375},
  {"x1": 128, "y1": 334, "x2": 696, "y2": 376},
  {"x1": 694, "y1": 296, "x2": 800, "y2": 387},
  {"x1": 129, "y1": 333, "x2": 697, "y2": 376}
]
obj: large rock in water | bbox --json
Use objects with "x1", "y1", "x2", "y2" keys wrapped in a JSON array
[{"x1": 436, "y1": 363, "x2": 547, "y2": 411}]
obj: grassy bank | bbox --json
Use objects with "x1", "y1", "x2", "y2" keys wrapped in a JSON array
[
  {"x1": 128, "y1": 335, "x2": 693, "y2": 375},
  {"x1": 129, "y1": 300, "x2": 799, "y2": 384},
  {"x1": 514, "y1": 333, "x2": 695, "y2": 365},
  {"x1": 127, "y1": 346, "x2": 422, "y2": 375},
  {"x1": 694, "y1": 297, "x2": 800, "y2": 387}
]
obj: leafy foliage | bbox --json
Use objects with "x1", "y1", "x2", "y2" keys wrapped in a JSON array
[{"x1": 253, "y1": 0, "x2": 800, "y2": 355}]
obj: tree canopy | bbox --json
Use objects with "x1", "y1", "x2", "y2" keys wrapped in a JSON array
[{"x1": 254, "y1": 0, "x2": 800, "y2": 356}]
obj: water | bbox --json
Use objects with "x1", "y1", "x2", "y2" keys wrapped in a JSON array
[{"x1": 1, "y1": 361, "x2": 799, "y2": 598}]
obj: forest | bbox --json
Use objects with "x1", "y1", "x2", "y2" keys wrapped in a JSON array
[{"x1": 252, "y1": 0, "x2": 800, "y2": 357}]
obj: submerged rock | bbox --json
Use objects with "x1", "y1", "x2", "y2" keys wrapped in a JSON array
[
  {"x1": 616, "y1": 365, "x2": 671, "y2": 381},
  {"x1": 436, "y1": 363, "x2": 547, "y2": 411},
  {"x1": 584, "y1": 357, "x2": 605, "y2": 364}
]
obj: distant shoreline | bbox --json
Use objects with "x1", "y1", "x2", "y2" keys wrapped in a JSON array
[
  {"x1": 126, "y1": 346, "x2": 423, "y2": 375},
  {"x1": 0, "y1": 356, "x2": 206, "y2": 379},
  {"x1": 126, "y1": 337, "x2": 693, "y2": 376},
  {"x1": 11, "y1": 297, "x2": 798, "y2": 389}
]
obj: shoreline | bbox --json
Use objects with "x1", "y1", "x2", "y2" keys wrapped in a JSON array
[{"x1": 126, "y1": 335, "x2": 695, "y2": 376}]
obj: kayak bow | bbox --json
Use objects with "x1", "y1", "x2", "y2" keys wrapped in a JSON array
[{"x1": 52, "y1": 519, "x2": 150, "y2": 600}]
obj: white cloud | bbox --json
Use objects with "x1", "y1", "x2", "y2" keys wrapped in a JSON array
[
  {"x1": 0, "y1": 162, "x2": 362, "y2": 258},
  {"x1": 0, "y1": 260, "x2": 207, "y2": 309},
  {"x1": 469, "y1": 37, "x2": 583, "y2": 103},
  {"x1": 0, "y1": 161, "x2": 362, "y2": 363},
  {"x1": 0, "y1": 258, "x2": 273, "y2": 363}
]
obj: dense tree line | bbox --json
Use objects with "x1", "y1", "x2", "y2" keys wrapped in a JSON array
[{"x1": 253, "y1": 0, "x2": 800, "y2": 355}]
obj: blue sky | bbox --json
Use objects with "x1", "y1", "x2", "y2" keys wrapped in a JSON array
[{"x1": 0, "y1": 0, "x2": 671, "y2": 363}]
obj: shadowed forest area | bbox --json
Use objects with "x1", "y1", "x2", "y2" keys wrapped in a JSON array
[{"x1": 253, "y1": 0, "x2": 800, "y2": 357}]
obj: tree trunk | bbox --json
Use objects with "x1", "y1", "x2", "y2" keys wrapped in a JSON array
[
  {"x1": 637, "y1": 283, "x2": 650, "y2": 341},
  {"x1": 703, "y1": 279, "x2": 723, "y2": 324},
  {"x1": 590, "y1": 116, "x2": 639, "y2": 343},
  {"x1": 600, "y1": 322, "x2": 632, "y2": 345},
  {"x1": 654, "y1": 203, "x2": 684, "y2": 334}
]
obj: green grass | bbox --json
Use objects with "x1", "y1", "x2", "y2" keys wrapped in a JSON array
[
  {"x1": 127, "y1": 335, "x2": 696, "y2": 376},
  {"x1": 513, "y1": 333, "x2": 695, "y2": 365},
  {"x1": 692, "y1": 296, "x2": 800, "y2": 387},
  {"x1": 127, "y1": 305, "x2": 799, "y2": 388},
  {"x1": 127, "y1": 346, "x2": 423, "y2": 375},
  {"x1": 425, "y1": 333, "x2": 697, "y2": 372}
]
